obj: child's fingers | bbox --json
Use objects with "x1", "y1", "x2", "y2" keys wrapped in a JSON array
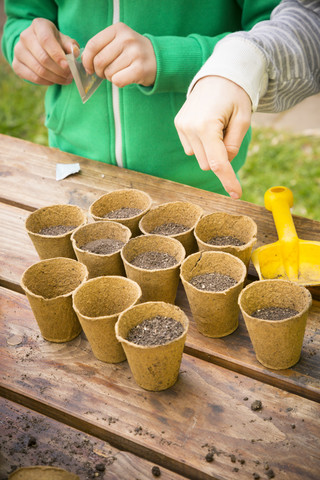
[
  {"x1": 12, "y1": 56, "x2": 55, "y2": 85},
  {"x1": 32, "y1": 18, "x2": 70, "y2": 70},
  {"x1": 14, "y1": 43, "x2": 72, "y2": 85},
  {"x1": 82, "y1": 27, "x2": 117, "y2": 74},
  {"x1": 203, "y1": 135, "x2": 242, "y2": 199},
  {"x1": 19, "y1": 35, "x2": 70, "y2": 78},
  {"x1": 93, "y1": 42, "x2": 123, "y2": 78}
]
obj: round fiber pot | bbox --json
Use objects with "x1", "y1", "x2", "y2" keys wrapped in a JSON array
[
  {"x1": 180, "y1": 251, "x2": 246, "y2": 337},
  {"x1": 9, "y1": 466, "x2": 79, "y2": 480},
  {"x1": 25, "y1": 204, "x2": 87, "y2": 259},
  {"x1": 139, "y1": 201, "x2": 203, "y2": 256},
  {"x1": 71, "y1": 220, "x2": 131, "y2": 278},
  {"x1": 238, "y1": 279, "x2": 312, "y2": 370},
  {"x1": 115, "y1": 301, "x2": 189, "y2": 391},
  {"x1": 89, "y1": 189, "x2": 152, "y2": 236},
  {"x1": 121, "y1": 234, "x2": 185, "y2": 303},
  {"x1": 72, "y1": 276, "x2": 142, "y2": 363},
  {"x1": 194, "y1": 212, "x2": 257, "y2": 269},
  {"x1": 21, "y1": 258, "x2": 88, "y2": 342}
]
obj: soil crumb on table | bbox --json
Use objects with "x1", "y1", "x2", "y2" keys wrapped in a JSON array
[
  {"x1": 38, "y1": 225, "x2": 76, "y2": 236},
  {"x1": 150, "y1": 223, "x2": 189, "y2": 235},
  {"x1": 207, "y1": 235, "x2": 245, "y2": 246},
  {"x1": 104, "y1": 207, "x2": 143, "y2": 219},
  {"x1": 251, "y1": 400, "x2": 263, "y2": 411},
  {"x1": 251, "y1": 307, "x2": 299, "y2": 321},
  {"x1": 151, "y1": 465, "x2": 161, "y2": 477},
  {"x1": 81, "y1": 238, "x2": 124, "y2": 254},
  {"x1": 190, "y1": 273, "x2": 237, "y2": 292},
  {"x1": 130, "y1": 251, "x2": 177, "y2": 270},
  {"x1": 127, "y1": 315, "x2": 184, "y2": 346}
]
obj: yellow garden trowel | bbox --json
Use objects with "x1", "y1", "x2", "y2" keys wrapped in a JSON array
[{"x1": 251, "y1": 186, "x2": 320, "y2": 286}]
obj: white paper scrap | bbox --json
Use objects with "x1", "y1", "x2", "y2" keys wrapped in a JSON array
[{"x1": 56, "y1": 163, "x2": 80, "y2": 181}]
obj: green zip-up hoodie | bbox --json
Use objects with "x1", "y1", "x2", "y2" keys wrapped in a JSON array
[{"x1": 2, "y1": 0, "x2": 279, "y2": 194}]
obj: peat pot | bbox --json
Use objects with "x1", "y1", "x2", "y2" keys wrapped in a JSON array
[
  {"x1": 25, "y1": 204, "x2": 87, "y2": 259},
  {"x1": 72, "y1": 276, "x2": 142, "y2": 363},
  {"x1": 194, "y1": 211, "x2": 257, "y2": 270},
  {"x1": 89, "y1": 189, "x2": 152, "y2": 236},
  {"x1": 139, "y1": 200, "x2": 203, "y2": 256},
  {"x1": 21, "y1": 257, "x2": 88, "y2": 342},
  {"x1": 71, "y1": 220, "x2": 131, "y2": 278},
  {"x1": 180, "y1": 251, "x2": 246, "y2": 337},
  {"x1": 238, "y1": 279, "x2": 312, "y2": 369},
  {"x1": 115, "y1": 301, "x2": 189, "y2": 391}
]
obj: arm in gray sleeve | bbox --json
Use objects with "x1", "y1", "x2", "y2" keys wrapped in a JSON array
[{"x1": 188, "y1": 0, "x2": 320, "y2": 112}]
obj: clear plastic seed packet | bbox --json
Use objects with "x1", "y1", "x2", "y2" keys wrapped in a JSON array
[{"x1": 66, "y1": 46, "x2": 103, "y2": 104}]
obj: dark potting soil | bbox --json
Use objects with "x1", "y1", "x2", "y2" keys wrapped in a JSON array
[
  {"x1": 130, "y1": 251, "x2": 178, "y2": 270},
  {"x1": 251, "y1": 306, "x2": 299, "y2": 321},
  {"x1": 207, "y1": 235, "x2": 245, "y2": 246},
  {"x1": 150, "y1": 222, "x2": 189, "y2": 235},
  {"x1": 38, "y1": 225, "x2": 76, "y2": 236},
  {"x1": 190, "y1": 272, "x2": 237, "y2": 292},
  {"x1": 104, "y1": 207, "x2": 143, "y2": 219},
  {"x1": 80, "y1": 238, "x2": 124, "y2": 255},
  {"x1": 127, "y1": 315, "x2": 184, "y2": 346}
]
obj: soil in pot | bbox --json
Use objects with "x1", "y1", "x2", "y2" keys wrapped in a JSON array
[
  {"x1": 251, "y1": 306, "x2": 299, "y2": 320},
  {"x1": 207, "y1": 235, "x2": 245, "y2": 246},
  {"x1": 104, "y1": 207, "x2": 143, "y2": 219},
  {"x1": 127, "y1": 315, "x2": 184, "y2": 346},
  {"x1": 190, "y1": 272, "x2": 237, "y2": 292},
  {"x1": 150, "y1": 222, "x2": 189, "y2": 236},
  {"x1": 130, "y1": 251, "x2": 178, "y2": 270},
  {"x1": 80, "y1": 238, "x2": 124, "y2": 255},
  {"x1": 38, "y1": 225, "x2": 77, "y2": 236}
]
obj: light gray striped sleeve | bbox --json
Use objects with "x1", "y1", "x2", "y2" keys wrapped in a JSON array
[{"x1": 188, "y1": 0, "x2": 320, "y2": 113}]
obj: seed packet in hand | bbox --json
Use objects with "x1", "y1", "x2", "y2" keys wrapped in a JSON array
[{"x1": 66, "y1": 47, "x2": 103, "y2": 104}]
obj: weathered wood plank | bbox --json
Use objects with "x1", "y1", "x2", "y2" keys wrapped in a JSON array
[
  {"x1": 1, "y1": 134, "x2": 320, "y2": 245},
  {"x1": 1, "y1": 203, "x2": 320, "y2": 401},
  {"x1": 0, "y1": 397, "x2": 187, "y2": 480},
  {"x1": 1, "y1": 287, "x2": 319, "y2": 480},
  {"x1": 1, "y1": 133, "x2": 320, "y2": 300},
  {"x1": 0, "y1": 203, "x2": 38, "y2": 293}
]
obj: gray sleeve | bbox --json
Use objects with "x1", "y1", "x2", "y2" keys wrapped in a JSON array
[{"x1": 236, "y1": 0, "x2": 320, "y2": 112}]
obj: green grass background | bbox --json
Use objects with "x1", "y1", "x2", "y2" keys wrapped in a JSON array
[{"x1": 1, "y1": 55, "x2": 319, "y2": 221}]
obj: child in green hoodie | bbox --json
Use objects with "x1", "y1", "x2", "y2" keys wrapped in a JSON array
[{"x1": 2, "y1": 0, "x2": 279, "y2": 196}]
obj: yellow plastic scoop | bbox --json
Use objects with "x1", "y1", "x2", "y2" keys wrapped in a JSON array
[{"x1": 251, "y1": 186, "x2": 320, "y2": 286}]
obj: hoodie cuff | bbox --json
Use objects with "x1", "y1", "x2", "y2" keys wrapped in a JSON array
[{"x1": 187, "y1": 36, "x2": 268, "y2": 112}]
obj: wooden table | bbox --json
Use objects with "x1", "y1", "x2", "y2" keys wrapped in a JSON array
[{"x1": 1, "y1": 134, "x2": 319, "y2": 480}]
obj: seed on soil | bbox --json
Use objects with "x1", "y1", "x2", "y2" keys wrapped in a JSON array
[
  {"x1": 38, "y1": 225, "x2": 76, "y2": 236},
  {"x1": 251, "y1": 307, "x2": 299, "y2": 320},
  {"x1": 190, "y1": 273, "x2": 237, "y2": 292},
  {"x1": 150, "y1": 222, "x2": 189, "y2": 235},
  {"x1": 251, "y1": 400, "x2": 263, "y2": 411},
  {"x1": 80, "y1": 238, "x2": 124, "y2": 255},
  {"x1": 127, "y1": 315, "x2": 184, "y2": 346},
  {"x1": 151, "y1": 466, "x2": 161, "y2": 477},
  {"x1": 104, "y1": 207, "x2": 143, "y2": 219},
  {"x1": 130, "y1": 251, "x2": 178, "y2": 270},
  {"x1": 205, "y1": 452, "x2": 214, "y2": 462},
  {"x1": 207, "y1": 235, "x2": 245, "y2": 246}
]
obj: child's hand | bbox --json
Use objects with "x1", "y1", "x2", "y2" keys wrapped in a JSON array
[
  {"x1": 174, "y1": 76, "x2": 252, "y2": 199},
  {"x1": 12, "y1": 18, "x2": 79, "y2": 85},
  {"x1": 82, "y1": 23, "x2": 157, "y2": 87}
]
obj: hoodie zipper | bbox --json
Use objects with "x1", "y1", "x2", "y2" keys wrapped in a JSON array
[{"x1": 112, "y1": 0, "x2": 123, "y2": 167}]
